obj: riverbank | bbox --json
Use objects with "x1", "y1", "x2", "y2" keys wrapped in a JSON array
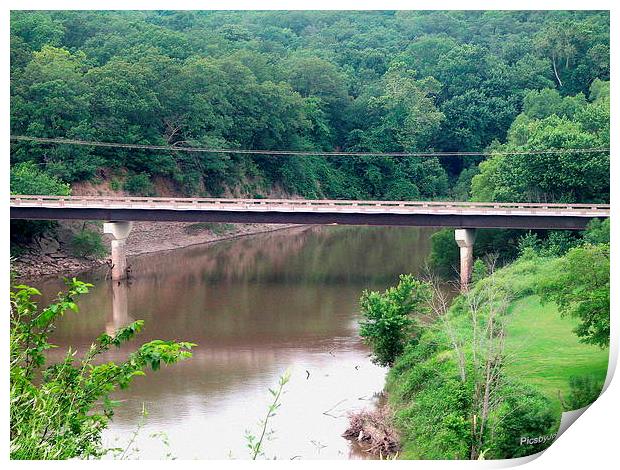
[
  {"x1": 372, "y1": 252, "x2": 608, "y2": 460},
  {"x1": 11, "y1": 221, "x2": 301, "y2": 282}
]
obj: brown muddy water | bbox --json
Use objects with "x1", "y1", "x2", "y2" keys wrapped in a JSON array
[{"x1": 35, "y1": 225, "x2": 436, "y2": 459}]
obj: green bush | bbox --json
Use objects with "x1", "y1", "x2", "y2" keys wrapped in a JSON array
[
  {"x1": 70, "y1": 228, "x2": 107, "y2": 259},
  {"x1": 123, "y1": 173, "x2": 155, "y2": 196},
  {"x1": 471, "y1": 259, "x2": 488, "y2": 283},
  {"x1": 184, "y1": 222, "x2": 235, "y2": 236},
  {"x1": 10, "y1": 162, "x2": 72, "y2": 243},
  {"x1": 428, "y1": 229, "x2": 459, "y2": 277},
  {"x1": 561, "y1": 375, "x2": 605, "y2": 411},
  {"x1": 10, "y1": 162, "x2": 71, "y2": 196},
  {"x1": 359, "y1": 274, "x2": 431, "y2": 367},
  {"x1": 517, "y1": 232, "x2": 542, "y2": 257},
  {"x1": 486, "y1": 382, "x2": 558, "y2": 459},
  {"x1": 394, "y1": 377, "x2": 472, "y2": 460},
  {"x1": 109, "y1": 178, "x2": 121, "y2": 191},
  {"x1": 583, "y1": 218, "x2": 610, "y2": 244}
]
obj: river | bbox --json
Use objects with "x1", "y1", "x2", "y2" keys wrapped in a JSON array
[{"x1": 36, "y1": 225, "x2": 436, "y2": 460}]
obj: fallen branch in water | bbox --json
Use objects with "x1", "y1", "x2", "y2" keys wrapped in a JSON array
[
  {"x1": 323, "y1": 399, "x2": 348, "y2": 418},
  {"x1": 343, "y1": 406, "x2": 400, "y2": 457}
]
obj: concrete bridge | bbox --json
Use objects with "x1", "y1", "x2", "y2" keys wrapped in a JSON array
[{"x1": 10, "y1": 195, "x2": 610, "y2": 290}]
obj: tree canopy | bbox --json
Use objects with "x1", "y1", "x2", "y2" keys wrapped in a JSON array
[{"x1": 10, "y1": 10, "x2": 609, "y2": 202}]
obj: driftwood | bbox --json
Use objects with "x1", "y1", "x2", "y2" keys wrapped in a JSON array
[{"x1": 343, "y1": 406, "x2": 400, "y2": 456}]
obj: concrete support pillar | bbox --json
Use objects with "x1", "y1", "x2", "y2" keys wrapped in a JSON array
[
  {"x1": 455, "y1": 228, "x2": 476, "y2": 293},
  {"x1": 103, "y1": 221, "x2": 133, "y2": 281}
]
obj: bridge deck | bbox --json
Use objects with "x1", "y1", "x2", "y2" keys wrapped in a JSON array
[{"x1": 10, "y1": 195, "x2": 610, "y2": 230}]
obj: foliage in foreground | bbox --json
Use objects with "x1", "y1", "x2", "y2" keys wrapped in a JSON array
[
  {"x1": 10, "y1": 279, "x2": 195, "y2": 460},
  {"x1": 244, "y1": 369, "x2": 291, "y2": 460}
]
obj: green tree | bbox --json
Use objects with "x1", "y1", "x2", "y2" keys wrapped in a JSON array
[
  {"x1": 10, "y1": 46, "x2": 100, "y2": 182},
  {"x1": 10, "y1": 162, "x2": 71, "y2": 243},
  {"x1": 10, "y1": 162, "x2": 71, "y2": 196},
  {"x1": 428, "y1": 229, "x2": 459, "y2": 277},
  {"x1": 372, "y1": 67, "x2": 444, "y2": 151},
  {"x1": 538, "y1": 243, "x2": 610, "y2": 348},
  {"x1": 582, "y1": 218, "x2": 609, "y2": 245},
  {"x1": 534, "y1": 21, "x2": 578, "y2": 89},
  {"x1": 471, "y1": 84, "x2": 609, "y2": 204},
  {"x1": 283, "y1": 54, "x2": 350, "y2": 142},
  {"x1": 522, "y1": 88, "x2": 587, "y2": 119},
  {"x1": 9, "y1": 10, "x2": 610, "y2": 208},
  {"x1": 10, "y1": 11, "x2": 65, "y2": 51},
  {"x1": 124, "y1": 173, "x2": 155, "y2": 196},
  {"x1": 359, "y1": 274, "x2": 431, "y2": 366}
]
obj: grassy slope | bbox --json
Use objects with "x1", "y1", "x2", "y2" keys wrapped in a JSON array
[
  {"x1": 504, "y1": 295, "x2": 609, "y2": 404},
  {"x1": 387, "y1": 254, "x2": 609, "y2": 459}
]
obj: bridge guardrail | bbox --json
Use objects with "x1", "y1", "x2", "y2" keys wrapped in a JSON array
[
  {"x1": 10, "y1": 195, "x2": 610, "y2": 217},
  {"x1": 9, "y1": 195, "x2": 610, "y2": 210}
]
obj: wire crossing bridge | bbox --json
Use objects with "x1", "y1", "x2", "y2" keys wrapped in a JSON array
[{"x1": 9, "y1": 195, "x2": 610, "y2": 290}]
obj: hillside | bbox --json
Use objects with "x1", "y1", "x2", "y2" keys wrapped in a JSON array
[{"x1": 10, "y1": 11, "x2": 609, "y2": 203}]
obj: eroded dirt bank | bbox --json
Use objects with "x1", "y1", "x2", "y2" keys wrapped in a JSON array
[
  {"x1": 11, "y1": 221, "x2": 300, "y2": 282},
  {"x1": 11, "y1": 179, "x2": 303, "y2": 282}
]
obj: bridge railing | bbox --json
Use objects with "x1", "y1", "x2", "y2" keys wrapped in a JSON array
[{"x1": 9, "y1": 194, "x2": 610, "y2": 213}]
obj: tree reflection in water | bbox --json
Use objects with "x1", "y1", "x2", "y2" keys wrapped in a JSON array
[{"x1": 37, "y1": 226, "x2": 439, "y2": 459}]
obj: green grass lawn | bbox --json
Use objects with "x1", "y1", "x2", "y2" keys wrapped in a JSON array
[{"x1": 504, "y1": 295, "x2": 609, "y2": 405}]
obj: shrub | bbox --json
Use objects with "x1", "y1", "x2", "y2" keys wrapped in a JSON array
[
  {"x1": 359, "y1": 274, "x2": 432, "y2": 367},
  {"x1": 471, "y1": 259, "x2": 488, "y2": 283},
  {"x1": 10, "y1": 162, "x2": 72, "y2": 243},
  {"x1": 583, "y1": 218, "x2": 610, "y2": 245},
  {"x1": 71, "y1": 228, "x2": 107, "y2": 259},
  {"x1": 124, "y1": 173, "x2": 155, "y2": 196},
  {"x1": 561, "y1": 375, "x2": 605, "y2": 411},
  {"x1": 10, "y1": 161, "x2": 71, "y2": 196},
  {"x1": 428, "y1": 229, "x2": 459, "y2": 277},
  {"x1": 541, "y1": 231, "x2": 579, "y2": 256},
  {"x1": 184, "y1": 222, "x2": 235, "y2": 236},
  {"x1": 10, "y1": 279, "x2": 194, "y2": 459},
  {"x1": 394, "y1": 377, "x2": 472, "y2": 460},
  {"x1": 109, "y1": 178, "x2": 121, "y2": 191},
  {"x1": 517, "y1": 232, "x2": 542, "y2": 257},
  {"x1": 486, "y1": 382, "x2": 558, "y2": 459}
]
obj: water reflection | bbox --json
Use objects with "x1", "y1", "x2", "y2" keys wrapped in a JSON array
[
  {"x1": 106, "y1": 281, "x2": 133, "y2": 335},
  {"x1": 37, "y1": 225, "x2": 436, "y2": 459}
]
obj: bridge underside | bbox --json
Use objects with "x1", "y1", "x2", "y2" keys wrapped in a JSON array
[{"x1": 10, "y1": 206, "x2": 597, "y2": 230}]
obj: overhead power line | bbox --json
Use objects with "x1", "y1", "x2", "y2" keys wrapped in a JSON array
[{"x1": 9, "y1": 135, "x2": 610, "y2": 158}]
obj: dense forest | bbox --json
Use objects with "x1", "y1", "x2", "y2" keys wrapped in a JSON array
[{"x1": 10, "y1": 10, "x2": 609, "y2": 203}]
